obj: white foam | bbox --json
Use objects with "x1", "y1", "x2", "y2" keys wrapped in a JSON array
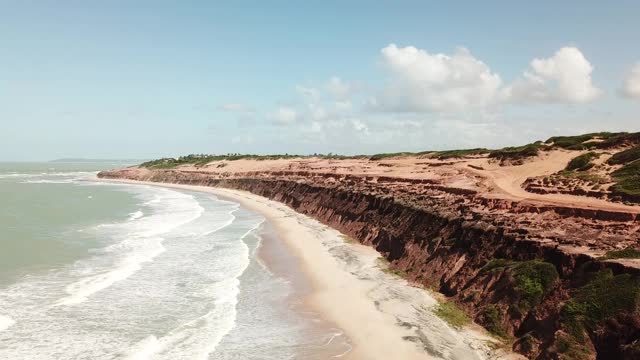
[
  {"x1": 55, "y1": 236, "x2": 167, "y2": 306},
  {"x1": 12, "y1": 171, "x2": 98, "y2": 184},
  {"x1": 125, "y1": 277, "x2": 245, "y2": 360},
  {"x1": 128, "y1": 210, "x2": 144, "y2": 221},
  {"x1": 0, "y1": 185, "x2": 270, "y2": 359},
  {"x1": 123, "y1": 335, "x2": 163, "y2": 360},
  {"x1": 22, "y1": 179, "x2": 74, "y2": 184},
  {"x1": 122, "y1": 208, "x2": 257, "y2": 360},
  {"x1": 0, "y1": 315, "x2": 15, "y2": 332},
  {"x1": 55, "y1": 188, "x2": 204, "y2": 306}
]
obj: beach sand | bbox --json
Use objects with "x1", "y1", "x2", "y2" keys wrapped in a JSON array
[{"x1": 101, "y1": 179, "x2": 518, "y2": 360}]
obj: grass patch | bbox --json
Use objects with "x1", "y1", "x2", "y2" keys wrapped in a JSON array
[
  {"x1": 488, "y1": 142, "x2": 546, "y2": 161},
  {"x1": 546, "y1": 132, "x2": 625, "y2": 150},
  {"x1": 431, "y1": 148, "x2": 490, "y2": 159},
  {"x1": 369, "y1": 152, "x2": 417, "y2": 161},
  {"x1": 561, "y1": 269, "x2": 640, "y2": 340},
  {"x1": 376, "y1": 257, "x2": 408, "y2": 277},
  {"x1": 339, "y1": 234, "x2": 358, "y2": 244},
  {"x1": 595, "y1": 131, "x2": 640, "y2": 149},
  {"x1": 557, "y1": 171, "x2": 608, "y2": 184},
  {"x1": 141, "y1": 153, "x2": 368, "y2": 168},
  {"x1": 369, "y1": 148, "x2": 490, "y2": 161},
  {"x1": 565, "y1": 152, "x2": 600, "y2": 171},
  {"x1": 607, "y1": 145, "x2": 640, "y2": 165},
  {"x1": 610, "y1": 160, "x2": 640, "y2": 197},
  {"x1": 434, "y1": 301, "x2": 471, "y2": 328},
  {"x1": 600, "y1": 248, "x2": 640, "y2": 260}
]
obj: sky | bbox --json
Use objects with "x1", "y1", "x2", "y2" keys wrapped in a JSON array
[{"x1": 1, "y1": 1, "x2": 640, "y2": 161}]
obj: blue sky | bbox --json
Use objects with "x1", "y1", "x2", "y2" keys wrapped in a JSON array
[{"x1": 1, "y1": 1, "x2": 640, "y2": 160}]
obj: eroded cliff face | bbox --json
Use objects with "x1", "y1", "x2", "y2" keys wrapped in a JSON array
[{"x1": 98, "y1": 168, "x2": 640, "y2": 359}]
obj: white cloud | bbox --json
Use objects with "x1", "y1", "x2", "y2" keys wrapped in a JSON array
[
  {"x1": 219, "y1": 103, "x2": 254, "y2": 113},
  {"x1": 334, "y1": 100, "x2": 352, "y2": 112},
  {"x1": 374, "y1": 44, "x2": 502, "y2": 112},
  {"x1": 269, "y1": 107, "x2": 298, "y2": 124},
  {"x1": 231, "y1": 134, "x2": 254, "y2": 144},
  {"x1": 325, "y1": 77, "x2": 354, "y2": 100},
  {"x1": 295, "y1": 85, "x2": 320, "y2": 99},
  {"x1": 351, "y1": 119, "x2": 369, "y2": 134},
  {"x1": 505, "y1": 47, "x2": 602, "y2": 103},
  {"x1": 621, "y1": 62, "x2": 640, "y2": 99}
]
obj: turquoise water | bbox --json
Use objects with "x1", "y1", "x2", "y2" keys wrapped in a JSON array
[
  {"x1": 0, "y1": 162, "x2": 346, "y2": 359},
  {"x1": 0, "y1": 162, "x2": 139, "y2": 283}
]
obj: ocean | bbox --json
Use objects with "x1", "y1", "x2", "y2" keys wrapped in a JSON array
[{"x1": 0, "y1": 162, "x2": 348, "y2": 359}]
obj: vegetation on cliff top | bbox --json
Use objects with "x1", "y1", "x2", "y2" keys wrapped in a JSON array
[
  {"x1": 545, "y1": 132, "x2": 624, "y2": 150},
  {"x1": 368, "y1": 148, "x2": 490, "y2": 160},
  {"x1": 607, "y1": 145, "x2": 640, "y2": 165},
  {"x1": 610, "y1": 159, "x2": 640, "y2": 198},
  {"x1": 138, "y1": 131, "x2": 640, "y2": 168},
  {"x1": 140, "y1": 153, "x2": 366, "y2": 168},
  {"x1": 565, "y1": 152, "x2": 600, "y2": 171},
  {"x1": 430, "y1": 148, "x2": 491, "y2": 159},
  {"x1": 488, "y1": 142, "x2": 547, "y2": 161},
  {"x1": 600, "y1": 247, "x2": 640, "y2": 260}
]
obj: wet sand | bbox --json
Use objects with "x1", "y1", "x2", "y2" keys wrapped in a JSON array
[{"x1": 255, "y1": 222, "x2": 353, "y2": 358}]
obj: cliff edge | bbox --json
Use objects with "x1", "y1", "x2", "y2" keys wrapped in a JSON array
[{"x1": 99, "y1": 132, "x2": 640, "y2": 359}]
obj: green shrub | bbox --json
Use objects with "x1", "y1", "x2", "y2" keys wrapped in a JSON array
[
  {"x1": 601, "y1": 248, "x2": 640, "y2": 260},
  {"x1": 512, "y1": 260, "x2": 559, "y2": 310},
  {"x1": 519, "y1": 334, "x2": 535, "y2": 353},
  {"x1": 554, "y1": 332, "x2": 592, "y2": 359},
  {"x1": 431, "y1": 148, "x2": 490, "y2": 159},
  {"x1": 608, "y1": 145, "x2": 640, "y2": 165},
  {"x1": 611, "y1": 159, "x2": 640, "y2": 178},
  {"x1": 489, "y1": 142, "x2": 545, "y2": 160},
  {"x1": 479, "y1": 259, "x2": 558, "y2": 310},
  {"x1": 546, "y1": 132, "x2": 625, "y2": 150},
  {"x1": 482, "y1": 305, "x2": 507, "y2": 337},
  {"x1": 561, "y1": 269, "x2": 640, "y2": 334},
  {"x1": 611, "y1": 160, "x2": 640, "y2": 197},
  {"x1": 565, "y1": 152, "x2": 600, "y2": 171},
  {"x1": 595, "y1": 132, "x2": 640, "y2": 149},
  {"x1": 140, "y1": 153, "x2": 371, "y2": 168},
  {"x1": 369, "y1": 152, "x2": 416, "y2": 161}
]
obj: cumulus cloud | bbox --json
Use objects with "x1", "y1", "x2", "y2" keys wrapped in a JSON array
[
  {"x1": 373, "y1": 44, "x2": 502, "y2": 112},
  {"x1": 505, "y1": 47, "x2": 602, "y2": 103},
  {"x1": 621, "y1": 62, "x2": 640, "y2": 98},
  {"x1": 325, "y1": 77, "x2": 356, "y2": 100},
  {"x1": 269, "y1": 107, "x2": 298, "y2": 124}
]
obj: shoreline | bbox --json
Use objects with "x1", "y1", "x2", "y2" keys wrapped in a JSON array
[
  {"x1": 99, "y1": 178, "x2": 517, "y2": 360},
  {"x1": 254, "y1": 221, "x2": 353, "y2": 358}
]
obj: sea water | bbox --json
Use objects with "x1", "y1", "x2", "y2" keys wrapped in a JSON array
[{"x1": 0, "y1": 162, "x2": 347, "y2": 359}]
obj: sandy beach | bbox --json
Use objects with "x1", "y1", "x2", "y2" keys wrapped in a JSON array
[{"x1": 100, "y1": 178, "x2": 517, "y2": 360}]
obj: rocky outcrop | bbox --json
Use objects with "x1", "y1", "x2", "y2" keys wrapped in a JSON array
[{"x1": 99, "y1": 168, "x2": 640, "y2": 359}]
